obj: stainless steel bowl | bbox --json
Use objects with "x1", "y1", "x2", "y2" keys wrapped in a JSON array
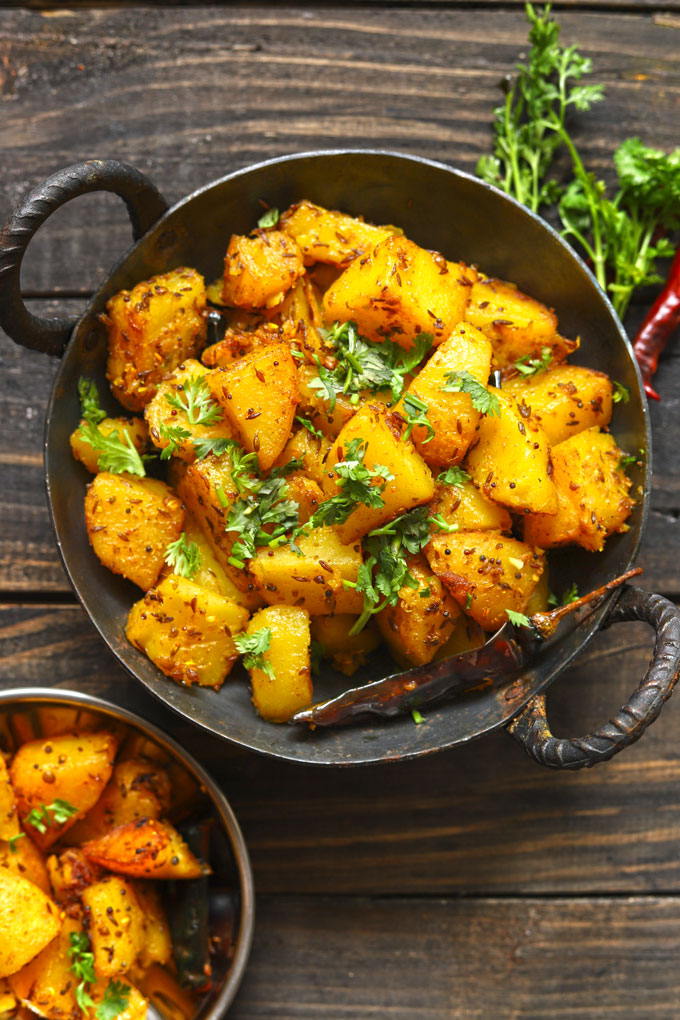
[{"x1": 0, "y1": 686, "x2": 254, "y2": 1019}]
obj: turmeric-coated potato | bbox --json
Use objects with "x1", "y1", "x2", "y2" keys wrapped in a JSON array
[
  {"x1": 208, "y1": 342, "x2": 299, "y2": 471},
  {"x1": 65, "y1": 758, "x2": 171, "y2": 844},
  {"x1": 222, "y1": 229, "x2": 304, "y2": 309},
  {"x1": 70, "y1": 415, "x2": 148, "y2": 474},
  {"x1": 322, "y1": 404, "x2": 435, "y2": 543},
  {"x1": 275, "y1": 426, "x2": 331, "y2": 487},
  {"x1": 83, "y1": 818, "x2": 205, "y2": 880},
  {"x1": 395, "y1": 322, "x2": 493, "y2": 467},
  {"x1": 105, "y1": 267, "x2": 207, "y2": 412},
  {"x1": 465, "y1": 389, "x2": 557, "y2": 516},
  {"x1": 430, "y1": 477, "x2": 512, "y2": 534},
  {"x1": 91, "y1": 979, "x2": 148, "y2": 1020},
  {"x1": 0, "y1": 831, "x2": 51, "y2": 894},
  {"x1": 126, "y1": 576, "x2": 249, "y2": 688},
  {"x1": 9, "y1": 914, "x2": 83, "y2": 1018},
  {"x1": 426, "y1": 530, "x2": 545, "y2": 632},
  {"x1": 310, "y1": 615, "x2": 381, "y2": 676},
  {"x1": 0, "y1": 756, "x2": 18, "y2": 841},
  {"x1": 144, "y1": 359, "x2": 237, "y2": 462},
  {"x1": 284, "y1": 471, "x2": 325, "y2": 524},
  {"x1": 523, "y1": 428, "x2": 634, "y2": 552},
  {"x1": 82, "y1": 876, "x2": 146, "y2": 977},
  {"x1": 46, "y1": 848, "x2": 102, "y2": 916},
  {"x1": 323, "y1": 235, "x2": 471, "y2": 349},
  {"x1": 503, "y1": 364, "x2": 613, "y2": 446},
  {"x1": 134, "y1": 882, "x2": 172, "y2": 968},
  {"x1": 85, "y1": 472, "x2": 185, "y2": 591},
  {"x1": 281, "y1": 199, "x2": 398, "y2": 267},
  {"x1": 0, "y1": 870, "x2": 61, "y2": 978},
  {"x1": 10, "y1": 730, "x2": 118, "y2": 850},
  {"x1": 376, "y1": 555, "x2": 460, "y2": 667},
  {"x1": 246, "y1": 606, "x2": 312, "y2": 723}
]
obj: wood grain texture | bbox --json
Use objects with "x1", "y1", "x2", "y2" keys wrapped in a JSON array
[
  {"x1": 0, "y1": 8, "x2": 679, "y2": 293},
  {"x1": 2, "y1": 602, "x2": 679, "y2": 895},
  {"x1": 231, "y1": 895, "x2": 680, "y2": 1020}
]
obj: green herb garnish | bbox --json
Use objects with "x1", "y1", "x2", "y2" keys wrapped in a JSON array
[
  {"x1": 96, "y1": 980, "x2": 131, "y2": 1020},
  {"x1": 617, "y1": 452, "x2": 638, "y2": 471},
  {"x1": 165, "y1": 375, "x2": 223, "y2": 426},
  {"x1": 400, "y1": 392, "x2": 435, "y2": 444},
  {"x1": 77, "y1": 421, "x2": 147, "y2": 476},
  {"x1": 257, "y1": 207, "x2": 279, "y2": 229},
  {"x1": 506, "y1": 609, "x2": 532, "y2": 627},
  {"x1": 437, "y1": 466, "x2": 470, "y2": 487},
  {"x1": 26, "y1": 798, "x2": 78, "y2": 834},
  {"x1": 612, "y1": 381, "x2": 630, "y2": 404},
  {"x1": 165, "y1": 533, "x2": 202, "y2": 579},
  {"x1": 307, "y1": 438, "x2": 393, "y2": 530},
  {"x1": 158, "y1": 422, "x2": 192, "y2": 460},
  {"x1": 440, "y1": 371, "x2": 500, "y2": 417},
  {"x1": 77, "y1": 377, "x2": 107, "y2": 425},
  {"x1": 235, "y1": 628, "x2": 275, "y2": 679},
  {"x1": 68, "y1": 931, "x2": 96, "y2": 1013},
  {"x1": 8, "y1": 832, "x2": 26, "y2": 853},
  {"x1": 295, "y1": 415, "x2": 324, "y2": 440},
  {"x1": 412, "y1": 709, "x2": 425, "y2": 725},
  {"x1": 514, "y1": 346, "x2": 553, "y2": 377}
]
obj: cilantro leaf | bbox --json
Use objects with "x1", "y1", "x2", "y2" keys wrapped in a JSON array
[
  {"x1": 165, "y1": 533, "x2": 202, "y2": 579},
  {"x1": 506, "y1": 609, "x2": 532, "y2": 627},
  {"x1": 310, "y1": 640, "x2": 325, "y2": 675},
  {"x1": 617, "y1": 452, "x2": 637, "y2": 471},
  {"x1": 226, "y1": 466, "x2": 301, "y2": 568},
  {"x1": 514, "y1": 346, "x2": 553, "y2": 377},
  {"x1": 257, "y1": 207, "x2": 279, "y2": 229},
  {"x1": 8, "y1": 832, "x2": 25, "y2": 853},
  {"x1": 437, "y1": 466, "x2": 470, "y2": 487},
  {"x1": 307, "y1": 438, "x2": 393, "y2": 529},
  {"x1": 26, "y1": 799, "x2": 78, "y2": 834},
  {"x1": 165, "y1": 375, "x2": 223, "y2": 426},
  {"x1": 158, "y1": 422, "x2": 192, "y2": 460},
  {"x1": 77, "y1": 420, "x2": 147, "y2": 476},
  {"x1": 68, "y1": 929, "x2": 96, "y2": 1012},
  {"x1": 96, "y1": 980, "x2": 130, "y2": 1020},
  {"x1": 234, "y1": 628, "x2": 275, "y2": 679},
  {"x1": 412, "y1": 708, "x2": 425, "y2": 725},
  {"x1": 400, "y1": 392, "x2": 435, "y2": 444},
  {"x1": 440, "y1": 371, "x2": 500, "y2": 417},
  {"x1": 78, "y1": 377, "x2": 107, "y2": 425},
  {"x1": 295, "y1": 415, "x2": 324, "y2": 440},
  {"x1": 612, "y1": 381, "x2": 630, "y2": 404}
]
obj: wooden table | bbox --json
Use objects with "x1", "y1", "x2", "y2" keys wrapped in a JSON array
[{"x1": 2, "y1": 4, "x2": 680, "y2": 1017}]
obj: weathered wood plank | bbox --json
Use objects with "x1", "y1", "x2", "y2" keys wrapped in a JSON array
[
  {"x1": 0, "y1": 8, "x2": 678, "y2": 293},
  {"x1": 2, "y1": 602, "x2": 679, "y2": 895},
  {"x1": 231, "y1": 895, "x2": 680, "y2": 1020}
]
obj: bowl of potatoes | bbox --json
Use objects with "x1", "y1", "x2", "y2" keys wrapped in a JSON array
[
  {"x1": 0, "y1": 686, "x2": 254, "y2": 1020},
  {"x1": 0, "y1": 151, "x2": 678, "y2": 770}
]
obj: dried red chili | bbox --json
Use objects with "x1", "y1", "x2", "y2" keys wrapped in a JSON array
[{"x1": 632, "y1": 246, "x2": 680, "y2": 401}]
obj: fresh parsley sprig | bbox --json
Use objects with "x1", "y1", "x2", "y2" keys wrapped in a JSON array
[
  {"x1": 234, "y1": 628, "x2": 275, "y2": 679},
  {"x1": 165, "y1": 375, "x2": 223, "y2": 426},
  {"x1": 158, "y1": 422, "x2": 192, "y2": 460},
  {"x1": 165, "y1": 533, "x2": 202, "y2": 579},
  {"x1": 25, "y1": 798, "x2": 78, "y2": 834},
  {"x1": 440, "y1": 371, "x2": 501, "y2": 417}
]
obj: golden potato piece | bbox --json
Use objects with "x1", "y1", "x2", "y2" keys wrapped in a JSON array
[
  {"x1": 465, "y1": 277, "x2": 577, "y2": 370},
  {"x1": 310, "y1": 615, "x2": 380, "y2": 676},
  {"x1": 395, "y1": 322, "x2": 493, "y2": 467},
  {"x1": 105, "y1": 267, "x2": 207, "y2": 412},
  {"x1": 85, "y1": 472, "x2": 185, "y2": 591},
  {"x1": 91, "y1": 979, "x2": 148, "y2": 1020},
  {"x1": 275, "y1": 426, "x2": 331, "y2": 487},
  {"x1": 83, "y1": 818, "x2": 205, "y2": 880},
  {"x1": 8, "y1": 914, "x2": 81, "y2": 1017},
  {"x1": 70, "y1": 415, "x2": 148, "y2": 474},
  {"x1": 46, "y1": 848, "x2": 102, "y2": 915},
  {"x1": 426, "y1": 530, "x2": 545, "y2": 632},
  {"x1": 0, "y1": 870, "x2": 61, "y2": 978},
  {"x1": 134, "y1": 883, "x2": 172, "y2": 968},
  {"x1": 65, "y1": 758, "x2": 171, "y2": 844},
  {"x1": 431, "y1": 477, "x2": 512, "y2": 533},
  {"x1": 0, "y1": 831, "x2": 51, "y2": 895},
  {"x1": 222, "y1": 229, "x2": 304, "y2": 309},
  {"x1": 322, "y1": 404, "x2": 435, "y2": 543},
  {"x1": 0, "y1": 756, "x2": 18, "y2": 841},
  {"x1": 126, "y1": 576, "x2": 249, "y2": 688},
  {"x1": 280, "y1": 199, "x2": 397, "y2": 267},
  {"x1": 523, "y1": 428, "x2": 634, "y2": 552},
  {"x1": 246, "y1": 606, "x2": 312, "y2": 723},
  {"x1": 465, "y1": 389, "x2": 557, "y2": 516},
  {"x1": 82, "y1": 876, "x2": 146, "y2": 978},
  {"x1": 10, "y1": 730, "x2": 118, "y2": 850},
  {"x1": 144, "y1": 358, "x2": 236, "y2": 462},
  {"x1": 503, "y1": 364, "x2": 613, "y2": 446},
  {"x1": 376, "y1": 555, "x2": 460, "y2": 667},
  {"x1": 202, "y1": 318, "x2": 295, "y2": 368},
  {"x1": 284, "y1": 471, "x2": 325, "y2": 525},
  {"x1": 324, "y1": 235, "x2": 471, "y2": 349},
  {"x1": 208, "y1": 342, "x2": 299, "y2": 471}
]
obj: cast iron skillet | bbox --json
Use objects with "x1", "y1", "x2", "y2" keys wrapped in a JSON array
[{"x1": 1, "y1": 152, "x2": 679, "y2": 769}]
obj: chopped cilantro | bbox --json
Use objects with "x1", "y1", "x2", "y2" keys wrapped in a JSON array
[
  {"x1": 418, "y1": 587, "x2": 432, "y2": 599},
  {"x1": 77, "y1": 377, "x2": 107, "y2": 425},
  {"x1": 235, "y1": 628, "x2": 275, "y2": 679},
  {"x1": 77, "y1": 420, "x2": 148, "y2": 476},
  {"x1": 401, "y1": 392, "x2": 435, "y2": 444},
  {"x1": 307, "y1": 438, "x2": 393, "y2": 529},
  {"x1": 440, "y1": 371, "x2": 501, "y2": 417},
  {"x1": 465, "y1": 592, "x2": 473, "y2": 610},
  {"x1": 612, "y1": 381, "x2": 630, "y2": 404},
  {"x1": 158, "y1": 422, "x2": 192, "y2": 460},
  {"x1": 165, "y1": 375, "x2": 223, "y2": 426},
  {"x1": 257, "y1": 207, "x2": 279, "y2": 229},
  {"x1": 437, "y1": 465, "x2": 470, "y2": 487},
  {"x1": 618, "y1": 452, "x2": 637, "y2": 470},
  {"x1": 8, "y1": 832, "x2": 26, "y2": 853},
  {"x1": 295, "y1": 415, "x2": 324, "y2": 440},
  {"x1": 310, "y1": 640, "x2": 325, "y2": 675},
  {"x1": 26, "y1": 799, "x2": 78, "y2": 834},
  {"x1": 165, "y1": 533, "x2": 202, "y2": 580},
  {"x1": 68, "y1": 930, "x2": 96, "y2": 1013},
  {"x1": 428, "y1": 512, "x2": 459, "y2": 534},
  {"x1": 514, "y1": 346, "x2": 553, "y2": 377},
  {"x1": 412, "y1": 709, "x2": 425, "y2": 725},
  {"x1": 96, "y1": 980, "x2": 131, "y2": 1020},
  {"x1": 506, "y1": 609, "x2": 532, "y2": 627}
]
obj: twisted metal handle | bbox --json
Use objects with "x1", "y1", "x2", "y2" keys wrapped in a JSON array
[
  {"x1": 507, "y1": 585, "x2": 680, "y2": 769},
  {"x1": 0, "y1": 159, "x2": 168, "y2": 356}
]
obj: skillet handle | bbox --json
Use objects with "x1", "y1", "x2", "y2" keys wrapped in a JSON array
[
  {"x1": 507, "y1": 585, "x2": 680, "y2": 769},
  {"x1": 0, "y1": 159, "x2": 168, "y2": 356}
]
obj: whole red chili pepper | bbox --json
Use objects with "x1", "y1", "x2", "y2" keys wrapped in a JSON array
[{"x1": 632, "y1": 245, "x2": 680, "y2": 401}]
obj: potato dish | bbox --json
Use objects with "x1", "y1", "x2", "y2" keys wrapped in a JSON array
[
  {"x1": 70, "y1": 199, "x2": 635, "y2": 723},
  {"x1": 0, "y1": 704, "x2": 212, "y2": 1020}
]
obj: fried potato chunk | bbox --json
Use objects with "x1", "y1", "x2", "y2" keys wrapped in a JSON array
[
  {"x1": 82, "y1": 876, "x2": 146, "y2": 977},
  {"x1": 280, "y1": 199, "x2": 397, "y2": 267},
  {"x1": 83, "y1": 818, "x2": 205, "y2": 880},
  {"x1": 145, "y1": 358, "x2": 237, "y2": 462},
  {"x1": 430, "y1": 477, "x2": 512, "y2": 534},
  {"x1": 222, "y1": 229, "x2": 304, "y2": 309},
  {"x1": 376, "y1": 555, "x2": 460, "y2": 667},
  {"x1": 523, "y1": 428, "x2": 634, "y2": 552},
  {"x1": 426, "y1": 530, "x2": 545, "y2": 632},
  {"x1": 65, "y1": 758, "x2": 171, "y2": 844},
  {"x1": 323, "y1": 235, "x2": 471, "y2": 349},
  {"x1": 0, "y1": 756, "x2": 18, "y2": 841},
  {"x1": 8, "y1": 914, "x2": 81, "y2": 1015},
  {"x1": 503, "y1": 364, "x2": 613, "y2": 445},
  {"x1": 85, "y1": 473, "x2": 185, "y2": 591},
  {"x1": 0, "y1": 871, "x2": 61, "y2": 978},
  {"x1": 70, "y1": 415, "x2": 148, "y2": 474},
  {"x1": 105, "y1": 267, "x2": 207, "y2": 411},
  {"x1": 310, "y1": 615, "x2": 381, "y2": 676},
  {"x1": 246, "y1": 605, "x2": 312, "y2": 723},
  {"x1": 126, "y1": 576, "x2": 249, "y2": 688}
]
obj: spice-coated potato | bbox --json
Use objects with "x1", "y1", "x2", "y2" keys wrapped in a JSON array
[
  {"x1": 248, "y1": 526, "x2": 364, "y2": 616},
  {"x1": 310, "y1": 615, "x2": 381, "y2": 676},
  {"x1": 246, "y1": 605, "x2": 313, "y2": 723},
  {"x1": 323, "y1": 235, "x2": 471, "y2": 349},
  {"x1": 430, "y1": 478, "x2": 512, "y2": 534},
  {"x1": 275, "y1": 426, "x2": 332, "y2": 487},
  {"x1": 465, "y1": 389, "x2": 557, "y2": 516},
  {"x1": 280, "y1": 199, "x2": 397, "y2": 267},
  {"x1": 82, "y1": 875, "x2": 146, "y2": 977},
  {"x1": 10, "y1": 731, "x2": 118, "y2": 850},
  {"x1": 126, "y1": 576, "x2": 249, "y2": 688},
  {"x1": 82, "y1": 818, "x2": 205, "y2": 880},
  {"x1": 207, "y1": 342, "x2": 299, "y2": 471},
  {"x1": 322, "y1": 404, "x2": 435, "y2": 543},
  {"x1": 105, "y1": 267, "x2": 207, "y2": 412},
  {"x1": 0, "y1": 756, "x2": 18, "y2": 841},
  {"x1": 8, "y1": 914, "x2": 83, "y2": 1017},
  {"x1": 70, "y1": 415, "x2": 149, "y2": 474},
  {"x1": 222, "y1": 229, "x2": 304, "y2": 309},
  {"x1": 134, "y1": 882, "x2": 172, "y2": 968},
  {"x1": 503, "y1": 364, "x2": 613, "y2": 446},
  {"x1": 65, "y1": 758, "x2": 171, "y2": 844},
  {"x1": 84, "y1": 472, "x2": 185, "y2": 591},
  {"x1": 426, "y1": 530, "x2": 545, "y2": 632},
  {"x1": 0, "y1": 870, "x2": 61, "y2": 978},
  {"x1": 46, "y1": 848, "x2": 102, "y2": 916},
  {"x1": 144, "y1": 359, "x2": 237, "y2": 462},
  {"x1": 0, "y1": 831, "x2": 51, "y2": 895},
  {"x1": 376, "y1": 555, "x2": 460, "y2": 667},
  {"x1": 523, "y1": 428, "x2": 634, "y2": 552},
  {"x1": 284, "y1": 471, "x2": 325, "y2": 524}
]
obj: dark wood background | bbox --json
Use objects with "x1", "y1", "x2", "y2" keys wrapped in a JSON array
[{"x1": 2, "y1": 4, "x2": 680, "y2": 1017}]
